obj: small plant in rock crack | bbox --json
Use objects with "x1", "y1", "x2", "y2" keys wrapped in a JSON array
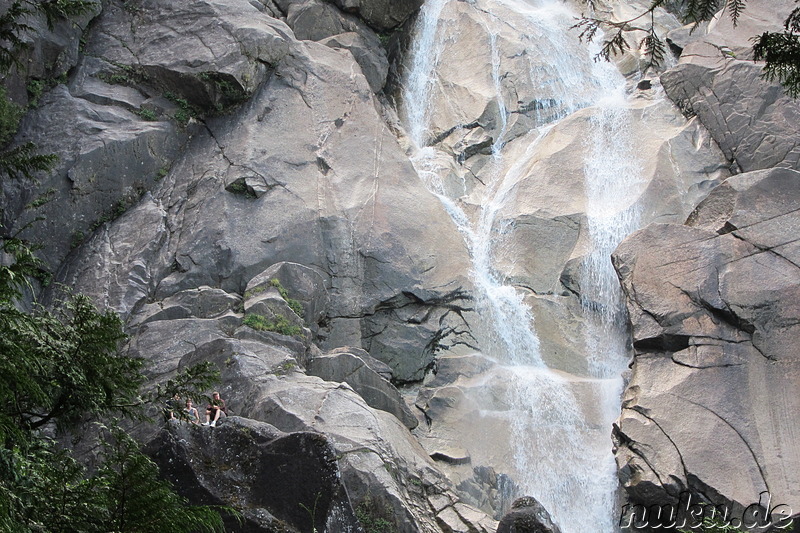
[{"x1": 242, "y1": 313, "x2": 301, "y2": 336}]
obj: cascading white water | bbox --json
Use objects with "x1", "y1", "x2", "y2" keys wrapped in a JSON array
[
  {"x1": 403, "y1": 0, "x2": 451, "y2": 147},
  {"x1": 401, "y1": 1, "x2": 642, "y2": 531}
]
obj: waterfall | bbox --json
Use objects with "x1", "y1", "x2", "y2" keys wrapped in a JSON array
[{"x1": 400, "y1": 1, "x2": 642, "y2": 532}]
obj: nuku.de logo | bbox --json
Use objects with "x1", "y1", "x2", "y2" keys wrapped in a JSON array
[{"x1": 619, "y1": 491, "x2": 794, "y2": 530}]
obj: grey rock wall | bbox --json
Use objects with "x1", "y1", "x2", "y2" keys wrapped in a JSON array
[
  {"x1": 613, "y1": 167, "x2": 800, "y2": 520},
  {"x1": 1, "y1": 0, "x2": 496, "y2": 531},
  {"x1": 612, "y1": 0, "x2": 800, "y2": 524}
]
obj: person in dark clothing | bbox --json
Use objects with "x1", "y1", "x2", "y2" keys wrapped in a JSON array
[
  {"x1": 203, "y1": 391, "x2": 227, "y2": 427},
  {"x1": 164, "y1": 393, "x2": 181, "y2": 420}
]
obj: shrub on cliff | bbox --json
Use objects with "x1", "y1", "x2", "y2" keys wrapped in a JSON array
[{"x1": 0, "y1": 237, "x2": 228, "y2": 532}]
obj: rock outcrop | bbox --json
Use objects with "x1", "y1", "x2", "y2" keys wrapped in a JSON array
[
  {"x1": 126, "y1": 268, "x2": 495, "y2": 532},
  {"x1": 660, "y1": 0, "x2": 800, "y2": 173},
  {"x1": 0, "y1": 0, "x2": 499, "y2": 530},
  {"x1": 496, "y1": 496, "x2": 562, "y2": 533},
  {"x1": 4, "y1": 0, "x2": 799, "y2": 530},
  {"x1": 148, "y1": 417, "x2": 361, "y2": 532},
  {"x1": 309, "y1": 347, "x2": 420, "y2": 429},
  {"x1": 613, "y1": 167, "x2": 800, "y2": 518},
  {"x1": 38, "y1": 0, "x2": 473, "y2": 383},
  {"x1": 610, "y1": 0, "x2": 800, "y2": 524}
]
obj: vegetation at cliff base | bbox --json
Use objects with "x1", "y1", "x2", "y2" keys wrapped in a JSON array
[
  {"x1": 0, "y1": 237, "x2": 227, "y2": 532},
  {"x1": 575, "y1": 0, "x2": 800, "y2": 97}
]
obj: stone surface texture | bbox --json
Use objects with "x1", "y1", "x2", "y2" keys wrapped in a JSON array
[
  {"x1": 496, "y1": 496, "x2": 563, "y2": 533},
  {"x1": 608, "y1": 0, "x2": 800, "y2": 522},
  {"x1": 3, "y1": 0, "x2": 799, "y2": 530},
  {"x1": 613, "y1": 167, "x2": 800, "y2": 515}
]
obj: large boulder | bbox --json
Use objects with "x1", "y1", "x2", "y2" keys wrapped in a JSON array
[
  {"x1": 324, "y1": 0, "x2": 423, "y2": 32},
  {"x1": 496, "y1": 496, "x2": 562, "y2": 533},
  {"x1": 274, "y1": 0, "x2": 390, "y2": 91},
  {"x1": 87, "y1": 0, "x2": 293, "y2": 110},
  {"x1": 612, "y1": 167, "x2": 800, "y2": 517},
  {"x1": 147, "y1": 417, "x2": 361, "y2": 532}
]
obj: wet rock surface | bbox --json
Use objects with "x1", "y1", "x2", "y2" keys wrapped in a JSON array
[
  {"x1": 496, "y1": 496, "x2": 562, "y2": 533},
  {"x1": 3, "y1": 0, "x2": 799, "y2": 530}
]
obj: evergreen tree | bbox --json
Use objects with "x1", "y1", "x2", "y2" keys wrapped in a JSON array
[
  {"x1": 0, "y1": 237, "x2": 229, "y2": 532},
  {"x1": 575, "y1": 0, "x2": 800, "y2": 97}
]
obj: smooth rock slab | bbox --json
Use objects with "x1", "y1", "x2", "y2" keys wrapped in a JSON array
[{"x1": 309, "y1": 349, "x2": 419, "y2": 428}]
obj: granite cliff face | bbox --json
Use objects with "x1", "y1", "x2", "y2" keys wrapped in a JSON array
[
  {"x1": 611, "y1": 0, "x2": 800, "y2": 524},
  {"x1": 2, "y1": 0, "x2": 799, "y2": 531}
]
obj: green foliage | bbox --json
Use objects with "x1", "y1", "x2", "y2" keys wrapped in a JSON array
[
  {"x1": 150, "y1": 361, "x2": 220, "y2": 406},
  {"x1": 269, "y1": 278, "x2": 304, "y2": 317},
  {"x1": 243, "y1": 312, "x2": 302, "y2": 336},
  {"x1": 0, "y1": 238, "x2": 229, "y2": 532},
  {"x1": 136, "y1": 107, "x2": 158, "y2": 121},
  {"x1": 26, "y1": 79, "x2": 44, "y2": 107},
  {"x1": 225, "y1": 178, "x2": 256, "y2": 198},
  {"x1": 37, "y1": 0, "x2": 97, "y2": 31},
  {"x1": 164, "y1": 91, "x2": 198, "y2": 126},
  {"x1": 0, "y1": 141, "x2": 58, "y2": 181},
  {"x1": 753, "y1": 5, "x2": 800, "y2": 97},
  {"x1": 70, "y1": 229, "x2": 85, "y2": 249},
  {"x1": 198, "y1": 71, "x2": 248, "y2": 112},
  {"x1": 0, "y1": 1, "x2": 34, "y2": 72},
  {"x1": 25, "y1": 187, "x2": 56, "y2": 210},
  {"x1": 98, "y1": 64, "x2": 144, "y2": 87},
  {"x1": 575, "y1": 0, "x2": 800, "y2": 97},
  {"x1": 0, "y1": 0, "x2": 97, "y2": 71},
  {"x1": 1, "y1": 441, "x2": 104, "y2": 532},
  {"x1": 69, "y1": 185, "x2": 150, "y2": 248},
  {"x1": 96, "y1": 426, "x2": 227, "y2": 533},
  {"x1": 0, "y1": 284, "x2": 139, "y2": 440},
  {"x1": 0, "y1": 2, "x2": 98, "y2": 248},
  {"x1": 0, "y1": 87, "x2": 24, "y2": 145},
  {"x1": 677, "y1": 514, "x2": 747, "y2": 532},
  {"x1": 355, "y1": 496, "x2": 395, "y2": 533}
]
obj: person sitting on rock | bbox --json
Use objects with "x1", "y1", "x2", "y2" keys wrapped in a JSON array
[
  {"x1": 203, "y1": 392, "x2": 227, "y2": 427},
  {"x1": 184, "y1": 399, "x2": 200, "y2": 425},
  {"x1": 164, "y1": 393, "x2": 181, "y2": 421}
]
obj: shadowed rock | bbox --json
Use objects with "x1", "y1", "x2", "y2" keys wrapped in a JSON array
[
  {"x1": 496, "y1": 497, "x2": 562, "y2": 533},
  {"x1": 147, "y1": 417, "x2": 362, "y2": 532},
  {"x1": 309, "y1": 348, "x2": 419, "y2": 428}
]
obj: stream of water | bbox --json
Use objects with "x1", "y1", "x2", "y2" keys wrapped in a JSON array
[{"x1": 400, "y1": 0, "x2": 643, "y2": 531}]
